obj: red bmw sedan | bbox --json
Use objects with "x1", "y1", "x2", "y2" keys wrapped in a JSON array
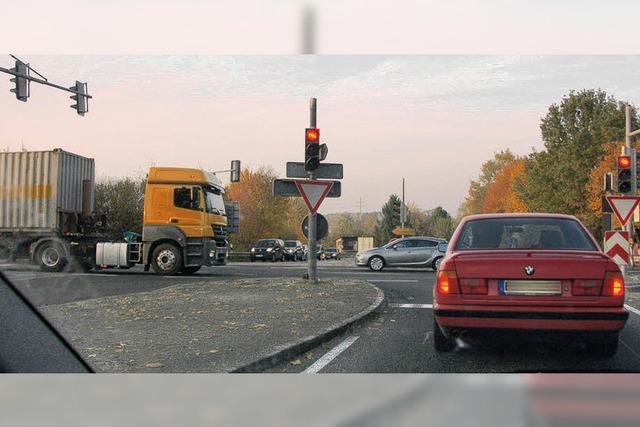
[{"x1": 433, "y1": 213, "x2": 628, "y2": 357}]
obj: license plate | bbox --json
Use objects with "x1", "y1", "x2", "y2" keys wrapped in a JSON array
[
  {"x1": 255, "y1": 254, "x2": 263, "y2": 257},
  {"x1": 500, "y1": 280, "x2": 562, "y2": 296}
]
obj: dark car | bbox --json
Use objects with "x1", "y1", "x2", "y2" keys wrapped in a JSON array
[
  {"x1": 324, "y1": 247, "x2": 341, "y2": 260},
  {"x1": 433, "y1": 213, "x2": 628, "y2": 357},
  {"x1": 284, "y1": 240, "x2": 304, "y2": 261},
  {"x1": 250, "y1": 239, "x2": 285, "y2": 262}
]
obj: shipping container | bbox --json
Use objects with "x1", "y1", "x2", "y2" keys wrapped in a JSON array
[{"x1": 0, "y1": 149, "x2": 95, "y2": 232}]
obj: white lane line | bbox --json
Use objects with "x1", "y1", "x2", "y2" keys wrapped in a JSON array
[
  {"x1": 624, "y1": 304, "x2": 640, "y2": 316},
  {"x1": 626, "y1": 285, "x2": 640, "y2": 289},
  {"x1": 303, "y1": 336, "x2": 359, "y2": 374},
  {"x1": 389, "y1": 303, "x2": 433, "y2": 309},
  {"x1": 368, "y1": 279, "x2": 419, "y2": 283}
]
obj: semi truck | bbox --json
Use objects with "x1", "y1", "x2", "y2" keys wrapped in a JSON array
[{"x1": 0, "y1": 149, "x2": 240, "y2": 275}]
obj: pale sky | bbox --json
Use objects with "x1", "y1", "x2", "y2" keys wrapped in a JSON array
[
  {"x1": 2, "y1": 0, "x2": 640, "y2": 54},
  {"x1": 2, "y1": 56, "x2": 640, "y2": 215}
]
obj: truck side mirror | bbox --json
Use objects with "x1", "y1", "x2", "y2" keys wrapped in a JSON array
[{"x1": 230, "y1": 160, "x2": 241, "y2": 183}]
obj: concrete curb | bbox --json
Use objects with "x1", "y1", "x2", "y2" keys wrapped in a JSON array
[{"x1": 230, "y1": 282, "x2": 386, "y2": 373}]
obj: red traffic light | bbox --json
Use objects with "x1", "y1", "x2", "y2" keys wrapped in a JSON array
[
  {"x1": 617, "y1": 155, "x2": 631, "y2": 169},
  {"x1": 305, "y1": 128, "x2": 320, "y2": 143}
]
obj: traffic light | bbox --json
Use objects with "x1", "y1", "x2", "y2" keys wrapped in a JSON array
[
  {"x1": 9, "y1": 60, "x2": 30, "y2": 102},
  {"x1": 70, "y1": 81, "x2": 88, "y2": 116},
  {"x1": 392, "y1": 199, "x2": 402, "y2": 225},
  {"x1": 305, "y1": 128, "x2": 320, "y2": 171},
  {"x1": 617, "y1": 155, "x2": 632, "y2": 194}
]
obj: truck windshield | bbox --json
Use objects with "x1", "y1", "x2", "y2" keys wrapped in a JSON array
[{"x1": 204, "y1": 186, "x2": 226, "y2": 216}]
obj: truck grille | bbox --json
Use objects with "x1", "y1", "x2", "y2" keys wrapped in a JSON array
[{"x1": 212, "y1": 224, "x2": 227, "y2": 238}]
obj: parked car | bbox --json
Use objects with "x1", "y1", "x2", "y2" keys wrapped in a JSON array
[
  {"x1": 316, "y1": 244, "x2": 325, "y2": 260},
  {"x1": 324, "y1": 247, "x2": 341, "y2": 260},
  {"x1": 355, "y1": 236, "x2": 447, "y2": 272},
  {"x1": 301, "y1": 244, "x2": 309, "y2": 260},
  {"x1": 284, "y1": 240, "x2": 304, "y2": 261},
  {"x1": 432, "y1": 213, "x2": 628, "y2": 357},
  {"x1": 250, "y1": 239, "x2": 285, "y2": 262}
]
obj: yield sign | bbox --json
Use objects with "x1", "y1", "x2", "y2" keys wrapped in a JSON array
[
  {"x1": 605, "y1": 195, "x2": 640, "y2": 226},
  {"x1": 294, "y1": 179, "x2": 334, "y2": 215}
]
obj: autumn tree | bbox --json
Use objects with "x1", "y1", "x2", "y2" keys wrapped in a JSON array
[
  {"x1": 226, "y1": 167, "x2": 294, "y2": 250},
  {"x1": 585, "y1": 141, "x2": 625, "y2": 238},
  {"x1": 482, "y1": 159, "x2": 528, "y2": 213},
  {"x1": 518, "y1": 89, "x2": 638, "y2": 224},
  {"x1": 460, "y1": 150, "x2": 518, "y2": 216}
]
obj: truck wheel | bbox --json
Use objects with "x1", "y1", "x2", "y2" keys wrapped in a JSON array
[
  {"x1": 181, "y1": 266, "x2": 201, "y2": 275},
  {"x1": 151, "y1": 243, "x2": 183, "y2": 276},
  {"x1": 37, "y1": 242, "x2": 67, "y2": 272}
]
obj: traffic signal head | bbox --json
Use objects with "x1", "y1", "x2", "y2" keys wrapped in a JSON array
[
  {"x1": 305, "y1": 128, "x2": 320, "y2": 172},
  {"x1": 9, "y1": 60, "x2": 30, "y2": 102},
  {"x1": 617, "y1": 155, "x2": 632, "y2": 194},
  {"x1": 70, "y1": 81, "x2": 89, "y2": 116}
]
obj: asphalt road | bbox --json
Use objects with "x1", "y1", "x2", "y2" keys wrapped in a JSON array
[{"x1": 3, "y1": 259, "x2": 640, "y2": 373}]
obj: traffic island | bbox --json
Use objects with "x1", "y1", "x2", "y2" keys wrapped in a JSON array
[{"x1": 42, "y1": 278, "x2": 384, "y2": 373}]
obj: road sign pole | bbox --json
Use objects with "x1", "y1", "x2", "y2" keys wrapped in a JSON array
[
  {"x1": 308, "y1": 98, "x2": 318, "y2": 283},
  {"x1": 627, "y1": 104, "x2": 634, "y2": 245}
]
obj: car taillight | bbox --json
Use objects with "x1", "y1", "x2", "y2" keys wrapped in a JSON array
[
  {"x1": 602, "y1": 272, "x2": 625, "y2": 297},
  {"x1": 572, "y1": 279, "x2": 602, "y2": 296},
  {"x1": 437, "y1": 270, "x2": 459, "y2": 295},
  {"x1": 459, "y1": 278, "x2": 488, "y2": 295}
]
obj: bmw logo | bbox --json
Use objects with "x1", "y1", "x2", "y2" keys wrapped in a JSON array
[{"x1": 524, "y1": 265, "x2": 535, "y2": 276}]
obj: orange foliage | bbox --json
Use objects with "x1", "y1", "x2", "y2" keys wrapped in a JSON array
[
  {"x1": 482, "y1": 159, "x2": 528, "y2": 213},
  {"x1": 586, "y1": 142, "x2": 625, "y2": 231}
]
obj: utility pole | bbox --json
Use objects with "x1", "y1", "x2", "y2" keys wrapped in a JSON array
[
  {"x1": 401, "y1": 178, "x2": 406, "y2": 238},
  {"x1": 308, "y1": 98, "x2": 318, "y2": 283}
]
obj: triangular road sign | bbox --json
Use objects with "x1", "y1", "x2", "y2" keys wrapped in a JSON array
[
  {"x1": 606, "y1": 195, "x2": 640, "y2": 226},
  {"x1": 294, "y1": 179, "x2": 334, "y2": 215}
]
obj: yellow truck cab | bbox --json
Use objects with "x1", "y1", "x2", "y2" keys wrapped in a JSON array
[{"x1": 141, "y1": 167, "x2": 229, "y2": 274}]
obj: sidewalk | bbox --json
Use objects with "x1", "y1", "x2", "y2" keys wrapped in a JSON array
[{"x1": 42, "y1": 277, "x2": 384, "y2": 373}]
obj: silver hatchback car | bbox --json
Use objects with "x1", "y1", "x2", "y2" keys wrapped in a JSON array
[{"x1": 355, "y1": 236, "x2": 448, "y2": 272}]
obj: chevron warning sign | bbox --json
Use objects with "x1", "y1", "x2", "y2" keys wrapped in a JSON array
[{"x1": 604, "y1": 231, "x2": 630, "y2": 266}]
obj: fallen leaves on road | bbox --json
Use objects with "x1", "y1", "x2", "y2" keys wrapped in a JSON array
[
  {"x1": 290, "y1": 359, "x2": 302, "y2": 366},
  {"x1": 251, "y1": 323, "x2": 267, "y2": 330},
  {"x1": 144, "y1": 362, "x2": 164, "y2": 368}
]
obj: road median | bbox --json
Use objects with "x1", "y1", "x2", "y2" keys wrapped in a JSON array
[{"x1": 42, "y1": 277, "x2": 384, "y2": 373}]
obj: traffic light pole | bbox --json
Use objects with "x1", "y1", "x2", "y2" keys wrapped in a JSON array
[
  {"x1": 308, "y1": 98, "x2": 318, "y2": 283},
  {"x1": 0, "y1": 65, "x2": 92, "y2": 100}
]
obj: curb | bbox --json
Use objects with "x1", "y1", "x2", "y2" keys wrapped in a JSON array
[{"x1": 230, "y1": 282, "x2": 386, "y2": 373}]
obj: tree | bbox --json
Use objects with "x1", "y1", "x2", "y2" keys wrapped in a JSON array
[
  {"x1": 374, "y1": 194, "x2": 402, "y2": 245},
  {"x1": 518, "y1": 89, "x2": 638, "y2": 224},
  {"x1": 586, "y1": 141, "x2": 625, "y2": 238},
  {"x1": 226, "y1": 167, "x2": 293, "y2": 251},
  {"x1": 482, "y1": 159, "x2": 528, "y2": 213},
  {"x1": 461, "y1": 150, "x2": 518, "y2": 215},
  {"x1": 94, "y1": 176, "x2": 146, "y2": 241}
]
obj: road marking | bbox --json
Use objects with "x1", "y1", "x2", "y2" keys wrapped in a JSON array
[
  {"x1": 389, "y1": 303, "x2": 433, "y2": 309},
  {"x1": 620, "y1": 339, "x2": 640, "y2": 360},
  {"x1": 624, "y1": 304, "x2": 640, "y2": 316},
  {"x1": 368, "y1": 279, "x2": 419, "y2": 283},
  {"x1": 303, "y1": 336, "x2": 359, "y2": 374},
  {"x1": 626, "y1": 285, "x2": 640, "y2": 289}
]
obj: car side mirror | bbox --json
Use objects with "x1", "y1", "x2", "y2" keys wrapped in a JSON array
[
  {"x1": 438, "y1": 242, "x2": 448, "y2": 253},
  {"x1": 392, "y1": 245, "x2": 398, "y2": 250}
]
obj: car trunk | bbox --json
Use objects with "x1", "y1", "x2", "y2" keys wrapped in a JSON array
[{"x1": 452, "y1": 250, "x2": 613, "y2": 306}]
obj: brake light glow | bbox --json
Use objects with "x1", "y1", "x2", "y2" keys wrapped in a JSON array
[
  {"x1": 602, "y1": 272, "x2": 625, "y2": 297},
  {"x1": 437, "y1": 270, "x2": 459, "y2": 295}
]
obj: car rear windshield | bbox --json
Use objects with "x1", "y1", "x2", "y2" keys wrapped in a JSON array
[
  {"x1": 454, "y1": 217, "x2": 597, "y2": 251},
  {"x1": 284, "y1": 241, "x2": 297, "y2": 247},
  {"x1": 256, "y1": 240, "x2": 275, "y2": 247}
]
